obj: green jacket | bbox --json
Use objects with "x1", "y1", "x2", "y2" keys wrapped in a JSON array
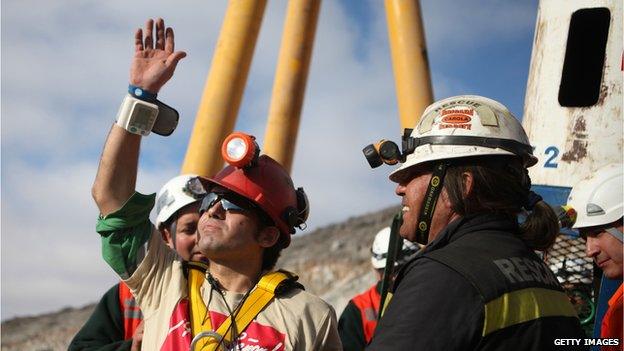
[
  {"x1": 68, "y1": 284, "x2": 132, "y2": 351},
  {"x1": 69, "y1": 192, "x2": 155, "y2": 351}
]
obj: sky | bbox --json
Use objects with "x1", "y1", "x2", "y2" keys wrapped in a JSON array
[{"x1": 1, "y1": 0, "x2": 538, "y2": 320}]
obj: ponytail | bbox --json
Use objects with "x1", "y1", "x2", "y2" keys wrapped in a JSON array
[{"x1": 520, "y1": 200, "x2": 559, "y2": 251}]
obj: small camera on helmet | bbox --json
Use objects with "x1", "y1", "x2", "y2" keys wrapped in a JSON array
[
  {"x1": 363, "y1": 140, "x2": 401, "y2": 168},
  {"x1": 362, "y1": 129, "x2": 415, "y2": 169}
]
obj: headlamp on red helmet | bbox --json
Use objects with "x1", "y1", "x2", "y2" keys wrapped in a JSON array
[
  {"x1": 221, "y1": 132, "x2": 260, "y2": 168},
  {"x1": 202, "y1": 132, "x2": 310, "y2": 246}
]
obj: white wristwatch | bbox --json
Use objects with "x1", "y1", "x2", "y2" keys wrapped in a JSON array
[{"x1": 115, "y1": 94, "x2": 159, "y2": 136}]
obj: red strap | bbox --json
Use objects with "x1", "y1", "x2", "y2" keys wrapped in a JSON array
[
  {"x1": 119, "y1": 282, "x2": 143, "y2": 340},
  {"x1": 351, "y1": 284, "x2": 381, "y2": 343}
]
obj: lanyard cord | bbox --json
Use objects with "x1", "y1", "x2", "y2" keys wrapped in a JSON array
[
  {"x1": 193, "y1": 270, "x2": 291, "y2": 350},
  {"x1": 214, "y1": 288, "x2": 254, "y2": 350},
  {"x1": 208, "y1": 273, "x2": 258, "y2": 350}
]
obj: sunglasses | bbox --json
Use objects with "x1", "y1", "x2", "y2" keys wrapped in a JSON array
[{"x1": 199, "y1": 192, "x2": 255, "y2": 215}]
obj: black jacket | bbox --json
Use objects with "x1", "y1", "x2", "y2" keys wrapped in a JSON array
[{"x1": 367, "y1": 213, "x2": 587, "y2": 351}]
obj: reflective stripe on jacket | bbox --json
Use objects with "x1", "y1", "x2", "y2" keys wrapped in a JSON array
[
  {"x1": 351, "y1": 284, "x2": 381, "y2": 343},
  {"x1": 119, "y1": 281, "x2": 143, "y2": 339}
]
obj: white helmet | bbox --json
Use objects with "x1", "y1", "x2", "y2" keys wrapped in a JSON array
[
  {"x1": 390, "y1": 95, "x2": 537, "y2": 183},
  {"x1": 371, "y1": 227, "x2": 420, "y2": 269},
  {"x1": 567, "y1": 164, "x2": 623, "y2": 230},
  {"x1": 155, "y1": 174, "x2": 205, "y2": 228}
]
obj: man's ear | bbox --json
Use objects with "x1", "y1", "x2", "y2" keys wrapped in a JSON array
[
  {"x1": 161, "y1": 226, "x2": 174, "y2": 248},
  {"x1": 256, "y1": 226, "x2": 280, "y2": 248},
  {"x1": 462, "y1": 171, "x2": 474, "y2": 197}
]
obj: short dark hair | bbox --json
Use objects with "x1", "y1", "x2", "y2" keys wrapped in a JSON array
[
  {"x1": 253, "y1": 210, "x2": 286, "y2": 271},
  {"x1": 261, "y1": 234, "x2": 287, "y2": 271},
  {"x1": 579, "y1": 217, "x2": 624, "y2": 239},
  {"x1": 442, "y1": 156, "x2": 559, "y2": 251}
]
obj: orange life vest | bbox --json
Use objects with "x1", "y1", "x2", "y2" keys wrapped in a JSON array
[
  {"x1": 601, "y1": 283, "x2": 623, "y2": 351},
  {"x1": 351, "y1": 284, "x2": 381, "y2": 343},
  {"x1": 118, "y1": 281, "x2": 143, "y2": 340}
]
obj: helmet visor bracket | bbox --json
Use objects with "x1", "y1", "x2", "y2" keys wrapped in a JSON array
[{"x1": 183, "y1": 176, "x2": 208, "y2": 200}]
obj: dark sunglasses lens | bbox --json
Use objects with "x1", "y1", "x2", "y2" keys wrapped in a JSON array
[
  {"x1": 220, "y1": 198, "x2": 247, "y2": 212},
  {"x1": 199, "y1": 192, "x2": 251, "y2": 214},
  {"x1": 199, "y1": 193, "x2": 219, "y2": 214}
]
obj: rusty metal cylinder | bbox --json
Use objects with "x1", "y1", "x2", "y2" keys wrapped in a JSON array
[
  {"x1": 262, "y1": 0, "x2": 321, "y2": 173},
  {"x1": 384, "y1": 0, "x2": 433, "y2": 130}
]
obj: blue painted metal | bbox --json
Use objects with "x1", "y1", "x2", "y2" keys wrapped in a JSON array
[
  {"x1": 532, "y1": 184, "x2": 572, "y2": 206},
  {"x1": 531, "y1": 184, "x2": 578, "y2": 237}
]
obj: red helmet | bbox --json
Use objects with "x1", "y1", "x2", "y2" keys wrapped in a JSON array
[{"x1": 201, "y1": 154, "x2": 308, "y2": 247}]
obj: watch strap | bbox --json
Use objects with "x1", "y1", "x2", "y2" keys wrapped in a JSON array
[{"x1": 128, "y1": 85, "x2": 158, "y2": 102}]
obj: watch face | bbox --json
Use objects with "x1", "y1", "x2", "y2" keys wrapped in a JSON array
[{"x1": 132, "y1": 104, "x2": 157, "y2": 130}]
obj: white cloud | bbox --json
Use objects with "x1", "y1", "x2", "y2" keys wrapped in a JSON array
[
  {"x1": 0, "y1": 159, "x2": 175, "y2": 319},
  {"x1": 1, "y1": 0, "x2": 537, "y2": 318}
]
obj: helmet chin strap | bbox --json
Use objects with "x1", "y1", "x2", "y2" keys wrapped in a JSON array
[
  {"x1": 605, "y1": 227, "x2": 624, "y2": 243},
  {"x1": 414, "y1": 163, "x2": 449, "y2": 245}
]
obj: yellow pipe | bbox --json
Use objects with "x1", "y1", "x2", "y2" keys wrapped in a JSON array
[
  {"x1": 182, "y1": 0, "x2": 267, "y2": 176},
  {"x1": 384, "y1": 0, "x2": 433, "y2": 130},
  {"x1": 263, "y1": 0, "x2": 321, "y2": 173}
]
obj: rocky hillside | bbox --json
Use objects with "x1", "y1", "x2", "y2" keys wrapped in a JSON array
[{"x1": 1, "y1": 205, "x2": 400, "y2": 351}]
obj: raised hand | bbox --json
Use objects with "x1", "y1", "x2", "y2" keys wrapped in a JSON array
[{"x1": 130, "y1": 18, "x2": 186, "y2": 94}]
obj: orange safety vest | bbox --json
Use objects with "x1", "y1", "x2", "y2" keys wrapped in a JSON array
[
  {"x1": 118, "y1": 281, "x2": 143, "y2": 340},
  {"x1": 601, "y1": 283, "x2": 623, "y2": 351},
  {"x1": 351, "y1": 284, "x2": 381, "y2": 343}
]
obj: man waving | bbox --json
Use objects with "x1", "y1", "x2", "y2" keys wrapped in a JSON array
[{"x1": 92, "y1": 18, "x2": 341, "y2": 351}]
